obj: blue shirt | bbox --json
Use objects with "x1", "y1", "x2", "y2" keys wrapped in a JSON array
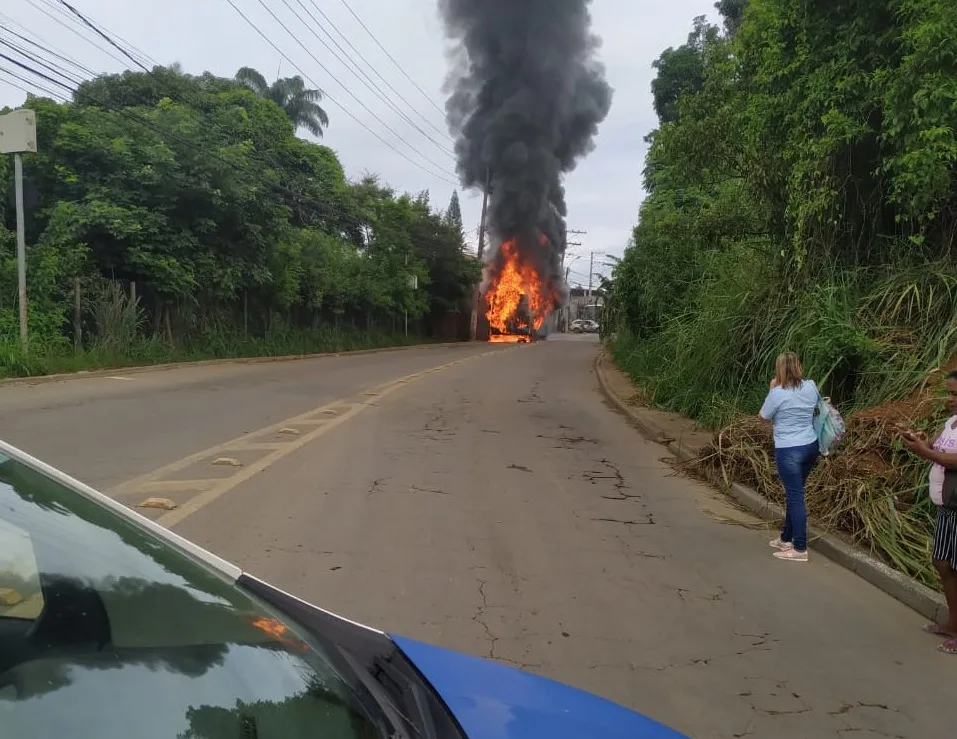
[{"x1": 759, "y1": 380, "x2": 819, "y2": 448}]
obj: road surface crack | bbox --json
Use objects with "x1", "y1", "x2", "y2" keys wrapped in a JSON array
[
  {"x1": 676, "y1": 585, "x2": 726, "y2": 602},
  {"x1": 472, "y1": 578, "x2": 498, "y2": 659},
  {"x1": 537, "y1": 432, "x2": 598, "y2": 449},
  {"x1": 829, "y1": 702, "x2": 897, "y2": 716},
  {"x1": 591, "y1": 515, "x2": 655, "y2": 526},
  {"x1": 410, "y1": 485, "x2": 450, "y2": 495},
  {"x1": 583, "y1": 459, "x2": 636, "y2": 502},
  {"x1": 368, "y1": 477, "x2": 390, "y2": 496}
]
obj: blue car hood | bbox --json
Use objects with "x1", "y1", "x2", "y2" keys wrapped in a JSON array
[{"x1": 391, "y1": 636, "x2": 687, "y2": 739}]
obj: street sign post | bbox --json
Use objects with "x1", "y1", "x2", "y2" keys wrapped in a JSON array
[{"x1": 0, "y1": 109, "x2": 38, "y2": 349}]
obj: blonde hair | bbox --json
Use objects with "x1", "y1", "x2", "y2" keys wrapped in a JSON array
[{"x1": 775, "y1": 352, "x2": 804, "y2": 390}]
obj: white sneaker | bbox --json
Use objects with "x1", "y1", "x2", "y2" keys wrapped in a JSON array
[
  {"x1": 773, "y1": 548, "x2": 808, "y2": 562},
  {"x1": 769, "y1": 537, "x2": 793, "y2": 550}
]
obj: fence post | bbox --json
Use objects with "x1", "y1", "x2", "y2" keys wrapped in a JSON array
[
  {"x1": 74, "y1": 277, "x2": 82, "y2": 351},
  {"x1": 129, "y1": 281, "x2": 136, "y2": 304}
]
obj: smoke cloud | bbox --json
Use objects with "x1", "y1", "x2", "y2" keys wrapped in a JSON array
[{"x1": 438, "y1": 0, "x2": 613, "y2": 309}]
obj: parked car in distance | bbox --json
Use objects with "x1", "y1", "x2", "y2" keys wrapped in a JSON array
[
  {"x1": 0, "y1": 439, "x2": 687, "y2": 739},
  {"x1": 570, "y1": 319, "x2": 599, "y2": 333}
]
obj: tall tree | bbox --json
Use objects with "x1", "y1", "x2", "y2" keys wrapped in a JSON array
[
  {"x1": 444, "y1": 190, "x2": 463, "y2": 234},
  {"x1": 714, "y1": 0, "x2": 748, "y2": 37},
  {"x1": 650, "y1": 16, "x2": 720, "y2": 124},
  {"x1": 234, "y1": 67, "x2": 329, "y2": 137}
]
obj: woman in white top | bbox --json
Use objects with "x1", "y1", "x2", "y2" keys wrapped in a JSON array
[
  {"x1": 902, "y1": 370, "x2": 957, "y2": 653},
  {"x1": 759, "y1": 352, "x2": 820, "y2": 562}
]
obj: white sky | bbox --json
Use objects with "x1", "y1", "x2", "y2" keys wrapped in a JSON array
[{"x1": 0, "y1": 0, "x2": 716, "y2": 288}]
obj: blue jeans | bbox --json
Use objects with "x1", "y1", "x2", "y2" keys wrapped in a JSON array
[{"x1": 774, "y1": 441, "x2": 819, "y2": 552}]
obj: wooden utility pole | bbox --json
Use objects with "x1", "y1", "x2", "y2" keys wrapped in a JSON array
[{"x1": 470, "y1": 166, "x2": 492, "y2": 340}]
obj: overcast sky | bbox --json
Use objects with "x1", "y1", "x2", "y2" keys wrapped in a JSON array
[{"x1": 0, "y1": 0, "x2": 715, "y2": 288}]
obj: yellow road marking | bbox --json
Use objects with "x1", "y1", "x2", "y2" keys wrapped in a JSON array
[{"x1": 109, "y1": 348, "x2": 504, "y2": 528}]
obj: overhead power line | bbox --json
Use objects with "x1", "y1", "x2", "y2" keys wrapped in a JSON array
[
  {"x1": 223, "y1": 0, "x2": 458, "y2": 186},
  {"x1": 22, "y1": 0, "x2": 128, "y2": 68},
  {"x1": 0, "y1": 10, "x2": 95, "y2": 76},
  {"x1": 299, "y1": 0, "x2": 451, "y2": 145},
  {"x1": 283, "y1": 0, "x2": 453, "y2": 156},
  {"x1": 0, "y1": 35, "x2": 85, "y2": 87},
  {"x1": 246, "y1": 0, "x2": 455, "y2": 176},
  {"x1": 0, "y1": 64, "x2": 68, "y2": 101},
  {"x1": 336, "y1": 0, "x2": 447, "y2": 120},
  {"x1": 54, "y1": 0, "x2": 153, "y2": 73}
]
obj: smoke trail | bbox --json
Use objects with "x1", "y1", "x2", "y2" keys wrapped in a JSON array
[{"x1": 438, "y1": 0, "x2": 613, "y2": 305}]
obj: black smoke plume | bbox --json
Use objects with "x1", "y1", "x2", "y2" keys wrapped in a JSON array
[{"x1": 438, "y1": 0, "x2": 613, "y2": 312}]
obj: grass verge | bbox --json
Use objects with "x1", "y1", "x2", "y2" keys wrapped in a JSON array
[
  {"x1": 0, "y1": 325, "x2": 445, "y2": 379},
  {"x1": 608, "y1": 256, "x2": 957, "y2": 591}
]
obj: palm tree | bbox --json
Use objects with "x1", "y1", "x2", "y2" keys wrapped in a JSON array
[{"x1": 234, "y1": 67, "x2": 329, "y2": 137}]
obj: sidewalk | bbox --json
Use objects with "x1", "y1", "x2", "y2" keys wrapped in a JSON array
[{"x1": 595, "y1": 350, "x2": 948, "y2": 624}]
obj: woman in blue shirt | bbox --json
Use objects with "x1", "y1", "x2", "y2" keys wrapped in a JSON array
[{"x1": 759, "y1": 352, "x2": 820, "y2": 562}]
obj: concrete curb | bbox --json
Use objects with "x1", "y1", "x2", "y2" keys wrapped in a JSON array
[
  {"x1": 595, "y1": 350, "x2": 948, "y2": 624},
  {"x1": 0, "y1": 341, "x2": 470, "y2": 388}
]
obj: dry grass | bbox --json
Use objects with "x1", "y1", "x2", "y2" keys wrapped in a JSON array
[{"x1": 693, "y1": 392, "x2": 944, "y2": 589}]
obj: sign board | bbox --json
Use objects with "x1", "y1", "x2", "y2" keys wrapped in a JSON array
[{"x1": 0, "y1": 109, "x2": 38, "y2": 154}]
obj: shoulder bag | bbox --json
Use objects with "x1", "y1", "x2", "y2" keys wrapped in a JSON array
[{"x1": 813, "y1": 388, "x2": 845, "y2": 456}]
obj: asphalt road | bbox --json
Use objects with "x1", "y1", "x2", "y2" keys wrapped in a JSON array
[{"x1": 3, "y1": 335, "x2": 953, "y2": 737}]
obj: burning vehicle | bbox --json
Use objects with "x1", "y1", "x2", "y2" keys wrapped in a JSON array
[{"x1": 484, "y1": 238, "x2": 555, "y2": 343}]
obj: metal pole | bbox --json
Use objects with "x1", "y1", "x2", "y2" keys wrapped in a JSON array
[
  {"x1": 565, "y1": 267, "x2": 571, "y2": 331},
  {"x1": 14, "y1": 152, "x2": 27, "y2": 348},
  {"x1": 74, "y1": 277, "x2": 82, "y2": 351}
]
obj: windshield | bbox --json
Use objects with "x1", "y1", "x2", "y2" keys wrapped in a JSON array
[{"x1": 0, "y1": 450, "x2": 384, "y2": 739}]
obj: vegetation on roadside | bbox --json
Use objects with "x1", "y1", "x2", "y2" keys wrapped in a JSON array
[
  {"x1": 0, "y1": 65, "x2": 479, "y2": 377},
  {"x1": 603, "y1": 0, "x2": 957, "y2": 587}
]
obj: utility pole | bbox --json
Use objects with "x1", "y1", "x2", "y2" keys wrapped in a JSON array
[
  {"x1": 0, "y1": 109, "x2": 37, "y2": 350},
  {"x1": 561, "y1": 243, "x2": 585, "y2": 331},
  {"x1": 586, "y1": 251, "x2": 594, "y2": 301},
  {"x1": 562, "y1": 230, "x2": 585, "y2": 268},
  {"x1": 470, "y1": 165, "x2": 492, "y2": 340},
  {"x1": 476, "y1": 166, "x2": 491, "y2": 261}
]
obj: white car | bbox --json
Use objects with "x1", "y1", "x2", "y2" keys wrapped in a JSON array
[{"x1": 570, "y1": 319, "x2": 599, "y2": 333}]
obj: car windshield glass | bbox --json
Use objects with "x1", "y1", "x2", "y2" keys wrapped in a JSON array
[{"x1": 0, "y1": 450, "x2": 385, "y2": 739}]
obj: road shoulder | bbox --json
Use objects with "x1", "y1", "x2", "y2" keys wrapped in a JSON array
[
  {"x1": 595, "y1": 349, "x2": 948, "y2": 624},
  {"x1": 0, "y1": 341, "x2": 466, "y2": 388}
]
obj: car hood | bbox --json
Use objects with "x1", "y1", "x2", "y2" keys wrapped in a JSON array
[{"x1": 390, "y1": 636, "x2": 686, "y2": 739}]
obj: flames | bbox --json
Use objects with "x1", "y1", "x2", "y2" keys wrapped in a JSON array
[{"x1": 483, "y1": 236, "x2": 551, "y2": 343}]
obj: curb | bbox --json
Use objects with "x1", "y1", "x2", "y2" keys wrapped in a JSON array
[
  {"x1": 0, "y1": 341, "x2": 471, "y2": 388},
  {"x1": 595, "y1": 350, "x2": 948, "y2": 624}
]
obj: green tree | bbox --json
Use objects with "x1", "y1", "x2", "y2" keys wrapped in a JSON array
[
  {"x1": 650, "y1": 16, "x2": 720, "y2": 124},
  {"x1": 234, "y1": 67, "x2": 329, "y2": 137},
  {"x1": 444, "y1": 190, "x2": 464, "y2": 234},
  {"x1": 0, "y1": 64, "x2": 480, "y2": 358},
  {"x1": 714, "y1": 0, "x2": 748, "y2": 36}
]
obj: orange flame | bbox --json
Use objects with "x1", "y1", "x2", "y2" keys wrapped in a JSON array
[{"x1": 484, "y1": 237, "x2": 549, "y2": 340}]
